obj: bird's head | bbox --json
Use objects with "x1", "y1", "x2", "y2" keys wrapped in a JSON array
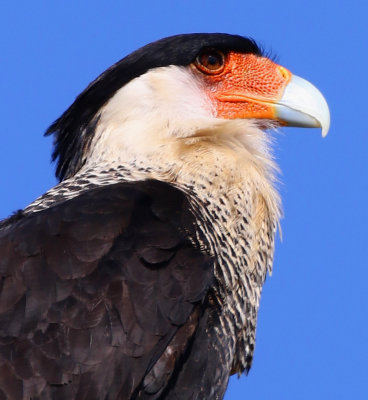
[{"x1": 46, "y1": 33, "x2": 330, "y2": 181}]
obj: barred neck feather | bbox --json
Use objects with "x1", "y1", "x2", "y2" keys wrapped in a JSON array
[
  {"x1": 30, "y1": 65, "x2": 281, "y2": 224},
  {"x1": 25, "y1": 66, "x2": 282, "y2": 373}
]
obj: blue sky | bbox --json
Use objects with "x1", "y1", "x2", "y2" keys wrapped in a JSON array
[{"x1": 1, "y1": 1, "x2": 367, "y2": 399}]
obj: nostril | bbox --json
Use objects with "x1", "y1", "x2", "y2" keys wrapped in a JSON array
[{"x1": 278, "y1": 66, "x2": 291, "y2": 81}]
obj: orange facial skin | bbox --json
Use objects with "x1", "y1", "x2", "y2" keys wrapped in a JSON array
[{"x1": 193, "y1": 52, "x2": 292, "y2": 120}]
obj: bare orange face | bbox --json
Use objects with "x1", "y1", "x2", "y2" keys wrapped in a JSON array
[{"x1": 191, "y1": 50, "x2": 292, "y2": 121}]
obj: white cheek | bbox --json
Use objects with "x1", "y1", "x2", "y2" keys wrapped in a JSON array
[
  {"x1": 85, "y1": 66, "x2": 216, "y2": 164},
  {"x1": 147, "y1": 67, "x2": 215, "y2": 122}
]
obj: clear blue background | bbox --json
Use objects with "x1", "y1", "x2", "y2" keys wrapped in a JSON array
[{"x1": 1, "y1": 1, "x2": 367, "y2": 399}]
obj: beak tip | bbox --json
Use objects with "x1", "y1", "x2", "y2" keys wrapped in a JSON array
[
  {"x1": 320, "y1": 104, "x2": 331, "y2": 138},
  {"x1": 321, "y1": 124, "x2": 329, "y2": 138},
  {"x1": 277, "y1": 75, "x2": 330, "y2": 138}
]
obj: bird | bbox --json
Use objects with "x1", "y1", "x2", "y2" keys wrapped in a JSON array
[{"x1": 0, "y1": 33, "x2": 330, "y2": 400}]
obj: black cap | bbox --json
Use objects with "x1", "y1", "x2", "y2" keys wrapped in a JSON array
[{"x1": 46, "y1": 33, "x2": 261, "y2": 181}]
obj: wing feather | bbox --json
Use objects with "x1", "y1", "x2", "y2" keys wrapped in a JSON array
[{"x1": 0, "y1": 180, "x2": 214, "y2": 399}]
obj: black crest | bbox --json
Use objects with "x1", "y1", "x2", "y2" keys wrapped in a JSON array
[{"x1": 45, "y1": 33, "x2": 262, "y2": 181}]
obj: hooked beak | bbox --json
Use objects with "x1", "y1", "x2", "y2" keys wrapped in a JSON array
[
  {"x1": 275, "y1": 74, "x2": 330, "y2": 137},
  {"x1": 209, "y1": 53, "x2": 330, "y2": 137}
]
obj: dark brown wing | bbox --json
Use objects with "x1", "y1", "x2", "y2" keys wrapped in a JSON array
[{"x1": 0, "y1": 180, "x2": 214, "y2": 399}]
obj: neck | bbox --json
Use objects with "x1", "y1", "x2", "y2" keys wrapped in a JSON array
[
  {"x1": 25, "y1": 119, "x2": 281, "y2": 374},
  {"x1": 82, "y1": 116, "x2": 281, "y2": 300},
  {"x1": 27, "y1": 119, "x2": 281, "y2": 241}
]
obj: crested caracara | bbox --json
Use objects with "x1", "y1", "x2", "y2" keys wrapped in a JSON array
[{"x1": 0, "y1": 33, "x2": 330, "y2": 400}]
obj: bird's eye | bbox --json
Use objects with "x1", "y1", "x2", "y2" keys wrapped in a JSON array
[{"x1": 195, "y1": 50, "x2": 225, "y2": 74}]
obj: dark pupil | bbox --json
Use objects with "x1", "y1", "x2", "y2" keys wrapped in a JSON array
[
  {"x1": 208, "y1": 55, "x2": 218, "y2": 65},
  {"x1": 203, "y1": 52, "x2": 221, "y2": 69}
]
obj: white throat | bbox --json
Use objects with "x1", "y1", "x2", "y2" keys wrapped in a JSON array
[
  {"x1": 75, "y1": 65, "x2": 281, "y2": 228},
  {"x1": 82, "y1": 65, "x2": 277, "y2": 181}
]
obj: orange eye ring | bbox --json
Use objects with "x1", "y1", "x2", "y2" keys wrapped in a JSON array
[{"x1": 195, "y1": 49, "x2": 226, "y2": 75}]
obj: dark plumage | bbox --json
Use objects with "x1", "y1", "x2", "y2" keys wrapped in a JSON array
[
  {"x1": 0, "y1": 33, "x2": 329, "y2": 399},
  {"x1": 46, "y1": 34, "x2": 261, "y2": 181},
  {"x1": 0, "y1": 181, "x2": 218, "y2": 399}
]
